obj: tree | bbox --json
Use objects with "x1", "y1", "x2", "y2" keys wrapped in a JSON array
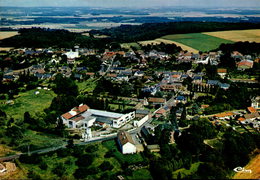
[
  {"x1": 169, "y1": 107, "x2": 178, "y2": 130},
  {"x1": 53, "y1": 74, "x2": 78, "y2": 96},
  {"x1": 24, "y1": 111, "x2": 31, "y2": 124},
  {"x1": 67, "y1": 138, "x2": 74, "y2": 149},
  {"x1": 52, "y1": 163, "x2": 66, "y2": 177},
  {"x1": 98, "y1": 161, "x2": 114, "y2": 171}
]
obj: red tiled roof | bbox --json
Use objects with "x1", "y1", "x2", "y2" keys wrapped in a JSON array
[
  {"x1": 160, "y1": 85, "x2": 175, "y2": 90},
  {"x1": 107, "y1": 73, "x2": 117, "y2": 78},
  {"x1": 214, "y1": 112, "x2": 234, "y2": 118},
  {"x1": 238, "y1": 117, "x2": 246, "y2": 121},
  {"x1": 62, "y1": 112, "x2": 73, "y2": 119},
  {"x1": 77, "y1": 104, "x2": 89, "y2": 113},
  {"x1": 201, "y1": 104, "x2": 209, "y2": 109},
  {"x1": 237, "y1": 61, "x2": 253, "y2": 68},
  {"x1": 148, "y1": 97, "x2": 166, "y2": 103},
  {"x1": 72, "y1": 115, "x2": 85, "y2": 122},
  {"x1": 217, "y1": 68, "x2": 227, "y2": 73},
  {"x1": 172, "y1": 75, "x2": 181, "y2": 78},
  {"x1": 156, "y1": 109, "x2": 166, "y2": 114},
  {"x1": 247, "y1": 107, "x2": 257, "y2": 113},
  {"x1": 62, "y1": 104, "x2": 89, "y2": 120},
  {"x1": 86, "y1": 72, "x2": 95, "y2": 76}
]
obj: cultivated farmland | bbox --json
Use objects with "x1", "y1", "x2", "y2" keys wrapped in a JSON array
[
  {"x1": 0, "y1": 31, "x2": 19, "y2": 40},
  {"x1": 139, "y1": 38, "x2": 199, "y2": 53},
  {"x1": 203, "y1": 29, "x2": 260, "y2": 43}
]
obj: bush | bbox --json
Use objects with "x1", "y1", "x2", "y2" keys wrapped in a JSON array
[
  {"x1": 19, "y1": 154, "x2": 42, "y2": 164},
  {"x1": 85, "y1": 144, "x2": 98, "y2": 153},
  {"x1": 73, "y1": 167, "x2": 88, "y2": 179},
  {"x1": 76, "y1": 154, "x2": 94, "y2": 167},
  {"x1": 39, "y1": 161, "x2": 48, "y2": 170},
  {"x1": 98, "y1": 161, "x2": 114, "y2": 171}
]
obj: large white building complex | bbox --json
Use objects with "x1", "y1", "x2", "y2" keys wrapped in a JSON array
[{"x1": 61, "y1": 104, "x2": 135, "y2": 129}]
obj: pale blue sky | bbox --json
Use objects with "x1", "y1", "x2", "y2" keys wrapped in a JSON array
[{"x1": 1, "y1": 0, "x2": 260, "y2": 8}]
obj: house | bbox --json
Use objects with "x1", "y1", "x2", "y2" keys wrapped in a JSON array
[
  {"x1": 207, "y1": 80, "x2": 230, "y2": 90},
  {"x1": 174, "y1": 96, "x2": 186, "y2": 104},
  {"x1": 237, "y1": 60, "x2": 254, "y2": 70},
  {"x1": 155, "y1": 107, "x2": 168, "y2": 118},
  {"x1": 65, "y1": 50, "x2": 79, "y2": 59},
  {"x1": 193, "y1": 76, "x2": 203, "y2": 84},
  {"x1": 217, "y1": 68, "x2": 227, "y2": 79},
  {"x1": 117, "y1": 131, "x2": 136, "y2": 154},
  {"x1": 61, "y1": 104, "x2": 94, "y2": 128},
  {"x1": 231, "y1": 51, "x2": 243, "y2": 59},
  {"x1": 251, "y1": 96, "x2": 260, "y2": 109},
  {"x1": 134, "y1": 70, "x2": 145, "y2": 77}
]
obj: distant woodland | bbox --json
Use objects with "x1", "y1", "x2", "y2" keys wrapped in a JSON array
[
  {"x1": 1, "y1": 22, "x2": 260, "y2": 50},
  {"x1": 90, "y1": 22, "x2": 260, "y2": 42}
]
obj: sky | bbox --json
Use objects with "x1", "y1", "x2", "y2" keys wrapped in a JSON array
[{"x1": 1, "y1": 0, "x2": 260, "y2": 8}]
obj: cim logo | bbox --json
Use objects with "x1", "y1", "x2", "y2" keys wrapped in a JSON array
[{"x1": 233, "y1": 167, "x2": 252, "y2": 174}]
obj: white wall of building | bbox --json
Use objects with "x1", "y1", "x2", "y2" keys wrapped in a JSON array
[
  {"x1": 122, "y1": 142, "x2": 137, "y2": 154},
  {"x1": 113, "y1": 111, "x2": 135, "y2": 128}
]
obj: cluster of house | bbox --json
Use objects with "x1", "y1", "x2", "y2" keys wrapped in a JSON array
[
  {"x1": 212, "y1": 96, "x2": 260, "y2": 130},
  {"x1": 231, "y1": 51, "x2": 255, "y2": 70}
]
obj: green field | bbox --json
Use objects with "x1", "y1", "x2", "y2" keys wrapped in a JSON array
[
  {"x1": 161, "y1": 33, "x2": 233, "y2": 52},
  {"x1": 0, "y1": 89, "x2": 56, "y2": 119},
  {"x1": 121, "y1": 42, "x2": 141, "y2": 50}
]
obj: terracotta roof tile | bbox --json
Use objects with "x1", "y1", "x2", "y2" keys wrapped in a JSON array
[
  {"x1": 148, "y1": 97, "x2": 166, "y2": 103},
  {"x1": 247, "y1": 107, "x2": 257, "y2": 113}
]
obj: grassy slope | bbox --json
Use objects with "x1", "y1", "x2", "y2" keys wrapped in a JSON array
[
  {"x1": 161, "y1": 33, "x2": 233, "y2": 52},
  {"x1": 0, "y1": 89, "x2": 56, "y2": 119},
  {"x1": 233, "y1": 153, "x2": 260, "y2": 179},
  {"x1": 172, "y1": 162, "x2": 202, "y2": 179}
]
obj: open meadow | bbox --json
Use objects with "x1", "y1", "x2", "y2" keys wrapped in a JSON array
[
  {"x1": 0, "y1": 89, "x2": 56, "y2": 120},
  {"x1": 161, "y1": 33, "x2": 233, "y2": 52},
  {"x1": 203, "y1": 29, "x2": 260, "y2": 43}
]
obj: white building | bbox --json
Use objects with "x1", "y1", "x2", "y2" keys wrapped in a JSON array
[
  {"x1": 251, "y1": 96, "x2": 260, "y2": 110},
  {"x1": 117, "y1": 131, "x2": 136, "y2": 154},
  {"x1": 61, "y1": 104, "x2": 135, "y2": 129},
  {"x1": 64, "y1": 50, "x2": 79, "y2": 59}
]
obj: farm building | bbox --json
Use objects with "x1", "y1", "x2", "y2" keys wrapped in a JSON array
[{"x1": 117, "y1": 131, "x2": 136, "y2": 154}]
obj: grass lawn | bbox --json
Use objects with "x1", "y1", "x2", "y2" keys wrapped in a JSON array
[
  {"x1": 172, "y1": 162, "x2": 202, "y2": 179},
  {"x1": 16, "y1": 130, "x2": 66, "y2": 152},
  {"x1": 161, "y1": 33, "x2": 233, "y2": 52},
  {"x1": 121, "y1": 42, "x2": 141, "y2": 50},
  {"x1": 0, "y1": 89, "x2": 56, "y2": 120},
  {"x1": 76, "y1": 79, "x2": 97, "y2": 93},
  {"x1": 127, "y1": 168, "x2": 152, "y2": 180}
]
